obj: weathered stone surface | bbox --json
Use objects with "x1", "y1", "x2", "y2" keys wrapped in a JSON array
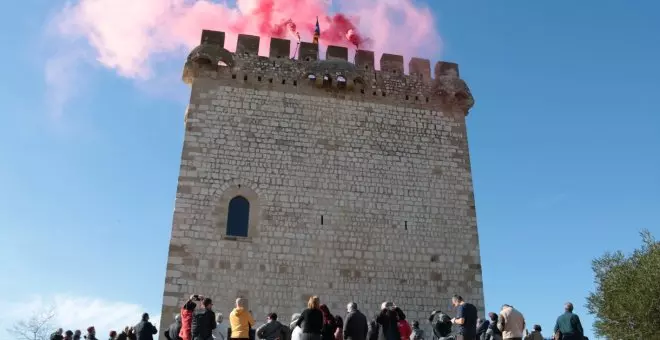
[{"x1": 160, "y1": 30, "x2": 483, "y2": 340}]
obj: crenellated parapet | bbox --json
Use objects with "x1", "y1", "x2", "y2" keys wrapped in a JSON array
[{"x1": 183, "y1": 30, "x2": 475, "y2": 115}]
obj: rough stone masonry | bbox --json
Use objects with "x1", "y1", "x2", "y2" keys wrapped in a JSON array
[{"x1": 158, "y1": 29, "x2": 483, "y2": 338}]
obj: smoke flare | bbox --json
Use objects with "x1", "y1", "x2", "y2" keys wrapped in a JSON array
[{"x1": 54, "y1": 0, "x2": 441, "y2": 78}]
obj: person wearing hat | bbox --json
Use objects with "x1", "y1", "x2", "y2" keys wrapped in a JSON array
[{"x1": 134, "y1": 312, "x2": 158, "y2": 340}]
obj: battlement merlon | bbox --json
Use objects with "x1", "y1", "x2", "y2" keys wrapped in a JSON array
[{"x1": 182, "y1": 29, "x2": 475, "y2": 115}]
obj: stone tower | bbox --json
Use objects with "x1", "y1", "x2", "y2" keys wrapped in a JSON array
[{"x1": 158, "y1": 30, "x2": 482, "y2": 338}]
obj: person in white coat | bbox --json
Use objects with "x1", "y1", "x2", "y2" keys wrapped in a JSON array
[{"x1": 290, "y1": 313, "x2": 303, "y2": 340}]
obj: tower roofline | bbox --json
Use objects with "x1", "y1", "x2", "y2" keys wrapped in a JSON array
[{"x1": 182, "y1": 29, "x2": 475, "y2": 115}]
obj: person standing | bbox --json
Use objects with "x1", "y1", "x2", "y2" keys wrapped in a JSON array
[
  {"x1": 256, "y1": 313, "x2": 289, "y2": 340},
  {"x1": 409, "y1": 321, "x2": 424, "y2": 340},
  {"x1": 192, "y1": 297, "x2": 217, "y2": 340},
  {"x1": 134, "y1": 313, "x2": 158, "y2": 340},
  {"x1": 343, "y1": 302, "x2": 367, "y2": 340},
  {"x1": 319, "y1": 305, "x2": 337, "y2": 340},
  {"x1": 497, "y1": 305, "x2": 525, "y2": 340},
  {"x1": 51, "y1": 328, "x2": 65, "y2": 340},
  {"x1": 230, "y1": 298, "x2": 256, "y2": 340},
  {"x1": 429, "y1": 311, "x2": 452, "y2": 340},
  {"x1": 450, "y1": 295, "x2": 478, "y2": 340},
  {"x1": 553, "y1": 303, "x2": 584, "y2": 340},
  {"x1": 296, "y1": 296, "x2": 324, "y2": 340},
  {"x1": 213, "y1": 313, "x2": 227, "y2": 340},
  {"x1": 523, "y1": 325, "x2": 543, "y2": 340},
  {"x1": 181, "y1": 295, "x2": 203, "y2": 340},
  {"x1": 166, "y1": 314, "x2": 183, "y2": 340}
]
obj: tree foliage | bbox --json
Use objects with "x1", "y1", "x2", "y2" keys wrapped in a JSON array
[
  {"x1": 586, "y1": 229, "x2": 660, "y2": 340},
  {"x1": 7, "y1": 307, "x2": 56, "y2": 340}
]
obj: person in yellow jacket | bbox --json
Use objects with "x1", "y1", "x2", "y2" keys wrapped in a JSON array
[{"x1": 230, "y1": 298, "x2": 256, "y2": 340}]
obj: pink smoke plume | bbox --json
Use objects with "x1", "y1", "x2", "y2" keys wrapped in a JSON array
[{"x1": 54, "y1": 0, "x2": 441, "y2": 78}]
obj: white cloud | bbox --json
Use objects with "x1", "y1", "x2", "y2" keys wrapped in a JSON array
[{"x1": 0, "y1": 294, "x2": 160, "y2": 338}]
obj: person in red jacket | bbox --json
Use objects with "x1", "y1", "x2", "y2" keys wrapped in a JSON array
[
  {"x1": 180, "y1": 295, "x2": 202, "y2": 340},
  {"x1": 394, "y1": 308, "x2": 411, "y2": 340}
]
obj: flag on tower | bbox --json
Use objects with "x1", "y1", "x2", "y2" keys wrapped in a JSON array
[{"x1": 313, "y1": 17, "x2": 320, "y2": 44}]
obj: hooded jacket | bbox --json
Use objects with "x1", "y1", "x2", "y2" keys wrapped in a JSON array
[
  {"x1": 180, "y1": 300, "x2": 197, "y2": 340},
  {"x1": 230, "y1": 307, "x2": 256, "y2": 339}
]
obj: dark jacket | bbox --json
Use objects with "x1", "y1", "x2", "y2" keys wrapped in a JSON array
[
  {"x1": 554, "y1": 312, "x2": 584, "y2": 339},
  {"x1": 366, "y1": 316, "x2": 379, "y2": 340},
  {"x1": 343, "y1": 310, "x2": 368, "y2": 340},
  {"x1": 165, "y1": 322, "x2": 182, "y2": 340},
  {"x1": 192, "y1": 308, "x2": 217, "y2": 340},
  {"x1": 134, "y1": 320, "x2": 158, "y2": 340},
  {"x1": 257, "y1": 321, "x2": 289, "y2": 340},
  {"x1": 376, "y1": 309, "x2": 400, "y2": 340},
  {"x1": 429, "y1": 312, "x2": 452, "y2": 338},
  {"x1": 477, "y1": 320, "x2": 490, "y2": 340},
  {"x1": 321, "y1": 320, "x2": 337, "y2": 340},
  {"x1": 116, "y1": 332, "x2": 128, "y2": 340},
  {"x1": 297, "y1": 308, "x2": 324, "y2": 334},
  {"x1": 51, "y1": 333, "x2": 65, "y2": 340}
]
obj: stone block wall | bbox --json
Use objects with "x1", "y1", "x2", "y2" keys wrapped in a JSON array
[{"x1": 158, "y1": 30, "x2": 483, "y2": 339}]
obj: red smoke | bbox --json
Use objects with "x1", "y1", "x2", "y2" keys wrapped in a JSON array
[
  {"x1": 227, "y1": 0, "x2": 369, "y2": 48},
  {"x1": 54, "y1": 0, "x2": 440, "y2": 77}
]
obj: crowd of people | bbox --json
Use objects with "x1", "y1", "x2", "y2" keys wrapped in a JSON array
[{"x1": 48, "y1": 294, "x2": 587, "y2": 340}]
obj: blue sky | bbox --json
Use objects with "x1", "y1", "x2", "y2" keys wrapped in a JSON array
[{"x1": 1, "y1": 0, "x2": 659, "y2": 339}]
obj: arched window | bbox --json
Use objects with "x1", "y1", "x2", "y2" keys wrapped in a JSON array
[{"x1": 226, "y1": 196, "x2": 250, "y2": 237}]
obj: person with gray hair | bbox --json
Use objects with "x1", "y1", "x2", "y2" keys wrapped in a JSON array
[
  {"x1": 497, "y1": 305, "x2": 525, "y2": 340},
  {"x1": 343, "y1": 302, "x2": 367, "y2": 340},
  {"x1": 213, "y1": 313, "x2": 227, "y2": 340},
  {"x1": 166, "y1": 314, "x2": 183, "y2": 340},
  {"x1": 553, "y1": 302, "x2": 584, "y2": 340}
]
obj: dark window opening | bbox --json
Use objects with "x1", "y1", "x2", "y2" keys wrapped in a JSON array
[
  {"x1": 360, "y1": 89, "x2": 365, "y2": 94},
  {"x1": 405, "y1": 95, "x2": 409, "y2": 100},
  {"x1": 293, "y1": 80, "x2": 298, "y2": 86},
  {"x1": 243, "y1": 75, "x2": 248, "y2": 81},
  {"x1": 226, "y1": 196, "x2": 250, "y2": 237},
  {"x1": 231, "y1": 74, "x2": 237, "y2": 79},
  {"x1": 282, "y1": 79, "x2": 286, "y2": 85},
  {"x1": 415, "y1": 96, "x2": 419, "y2": 101},
  {"x1": 321, "y1": 215, "x2": 324, "y2": 225},
  {"x1": 404, "y1": 221, "x2": 408, "y2": 230},
  {"x1": 269, "y1": 78, "x2": 273, "y2": 83},
  {"x1": 372, "y1": 91, "x2": 377, "y2": 96},
  {"x1": 258, "y1": 76, "x2": 262, "y2": 81},
  {"x1": 426, "y1": 97, "x2": 429, "y2": 103},
  {"x1": 382, "y1": 92, "x2": 386, "y2": 97}
]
